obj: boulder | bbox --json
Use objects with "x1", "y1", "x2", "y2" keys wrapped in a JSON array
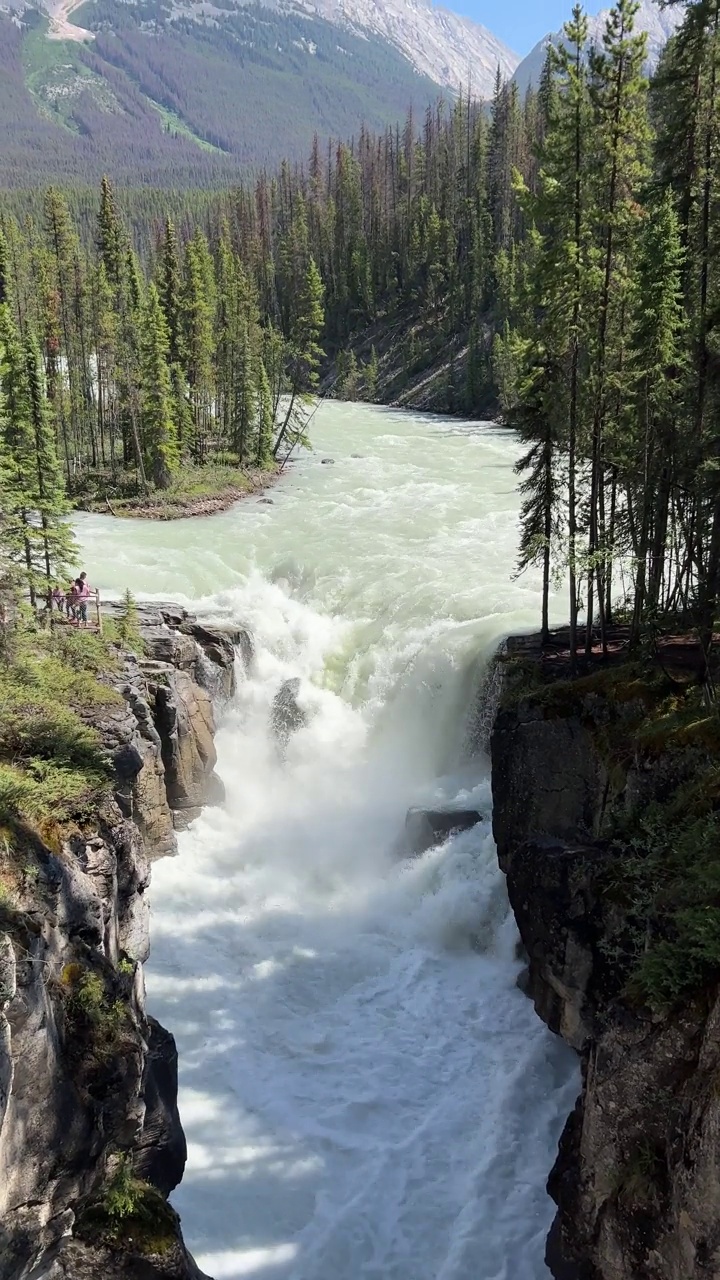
[
  {"x1": 404, "y1": 808, "x2": 483, "y2": 856},
  {"x1": 271, "y1": 677, "x2": 307, "y2": 754}
]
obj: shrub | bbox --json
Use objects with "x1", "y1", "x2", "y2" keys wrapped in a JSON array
[
  {"x1": 62, "y1": 964, "x2": 127, "y2": 1046},
  {"x1": 78, "y1": 1157, "x2": 178, "y2": 1256},
  {"x1": 613, "y1": 810, "x2": 720, "y2": 1011}
]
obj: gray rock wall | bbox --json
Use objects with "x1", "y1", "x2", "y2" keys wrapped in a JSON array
[
  {"x1": 490, "y1": 662, "x2": 720, "y2": 1280},
  {"x1": 0, "y1": 607, "x2": 243, "y2": 1280}
]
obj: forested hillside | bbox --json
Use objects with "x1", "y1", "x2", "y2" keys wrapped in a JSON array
[
  {"x1": 1, "y1": 0, "x2": 718, "y2": 658},
  {"x1": 0, "y1": 1, "x2": 439, "y2": 186}
]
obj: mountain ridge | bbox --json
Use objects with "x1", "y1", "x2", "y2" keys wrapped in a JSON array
[
  {"x1": 295, "y1": 0, "x2": 519, "y2": 94},
  {"x1": 512, "y1": 0, "x2": 680, "y2": 92},
  {"x1": 0, "y1": 0, "x2": 681, "y2": 188}
]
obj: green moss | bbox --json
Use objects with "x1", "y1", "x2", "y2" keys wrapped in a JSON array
[
  {"x1": 635, "y1": 701, "x2": 720, "y2": 755},
  {"x1": 497, "y1": 653, "x2": 544, "y2": 706}
]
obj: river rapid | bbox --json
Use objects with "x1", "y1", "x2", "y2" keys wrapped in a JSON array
[{"x1": 75, "y1": 402, "x2": 578, "y2": 1280}]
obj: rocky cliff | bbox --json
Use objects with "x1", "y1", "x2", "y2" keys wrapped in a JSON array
[
  {"x1": 0, "y1": 604, "x2": 244, "y2": 1280},
  {"x1": 490, "y1": 637, "x2": 720, "y2": 1280}
]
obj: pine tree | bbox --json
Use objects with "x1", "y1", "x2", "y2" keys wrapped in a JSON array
[
  {"x1": 514, "y1": 358, "x2": 561, "y2": 644},
  {"x1": 255, "y1": 360, "x2": 274, "y2": 468},
  {"x1": 24, "y1": 333, "x2": 77, "y2": 595},
  {"x1": 364, "y1": 345, "x2": 379, "y2": 401},
  {"x1": 138, "y1": 285, "x2": 180, "y2": 489},
  {"x1": 157, "y1": 218, "x2": 182, "y2": 367},
  {"x1": 585, "y1": 0, "x2": 650, "y2": 646},
  {"x1": 181, "y1": 232, "x2": 215, "y2": 463},
  {"x1": 513, "y1": 5, "x2": 593, "y2": 666},
  {"x1": 341, "y1": 350, "x2": 359, "y2": 400},
  {"x1": 274, "y1": 256, "x2": 325, "y2": 458},
  {"x1": 625, "y1": 192, "x2": 687, "y2": 637},
  {"x1": 97, "y1": 175, "x2": 124, "y2": 290},
  {"x1": 0, "y1": 228, "x2": 8, "y2": 308}
]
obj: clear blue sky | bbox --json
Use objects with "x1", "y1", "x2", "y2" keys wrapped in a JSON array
[{"x1": 449, "y1": 0, "x2": 596, "y2": 54}]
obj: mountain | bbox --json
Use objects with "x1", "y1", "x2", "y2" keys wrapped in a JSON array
[
  {"x1": 0, "y1": 0, "x2": 442, "y2": 186},
  {"x1": 512, "y1": 0, "x2": 681, "y2": 94},
  {"x1": 0, "y1": 0, "x2": 518, "y2": 187},
  {"x1": 299, "y1": 0, "x2": 519, "y2": 96}
]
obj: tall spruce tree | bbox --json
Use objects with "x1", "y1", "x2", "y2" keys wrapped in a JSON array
[{"x1": 138, "y1": 285, "x2": 180, "y2": 489}]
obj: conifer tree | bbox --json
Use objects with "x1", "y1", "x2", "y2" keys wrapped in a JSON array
[
  {"x1": 585, "y1": 0, "x2": 649, "y2": 645},
  {"x1": 181, "y1": 232, "x2": 215, "y2": 462},
  {"x1": 157, "y1": 218, "x2": 182, "y2": 368},
  {"x1": 24, "y1": 333, "x2": 77, "y2": 594},
  {"x1": 138, "y1": 285, "x2": 179, "y2": 489},
  {"x1": 625, "y1": 192, "x2": 687, "y2": 637},
  {"x1": 0, "y1": 309, "x2": 41, "y2": 603},
  {"x1": 0, "y1": 228, "x2": 8, "y2": 308},
  {"x1": 364, "y1": 345, "x2": 379, "y2": 401},
  {"x1": 255, "y1": 361, "x2": 274, "y2": 468},
  {"x1": 513, "y1": 5, "x2": 593, "y2": 665},
  {"x1": 274, "y1": 257, "x2": 325, "y2": 458},
  {"x1": 97, "y1": 175, "x2": 124, "y2": 290}
]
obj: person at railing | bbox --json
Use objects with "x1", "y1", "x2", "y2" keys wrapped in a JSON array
[
  {"x1": 75, "y1": 572, "x2": 92, "y2": 627},
  {"x1": 66, "y1": 580, "x2": 81, "y2": 621}
]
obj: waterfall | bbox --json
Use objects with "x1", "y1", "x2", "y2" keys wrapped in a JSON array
[{"x1": 74, "y1": 401, "x2": 578, "y2": 1280}]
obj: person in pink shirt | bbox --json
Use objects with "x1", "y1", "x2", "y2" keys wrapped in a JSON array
[{"x1": 75, "y1": 572, "x2": 92, "y2": 626}]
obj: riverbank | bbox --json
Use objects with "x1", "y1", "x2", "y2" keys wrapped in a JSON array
[{"x1": 72, "y1": 462, "x2": 279, "y2": 521}]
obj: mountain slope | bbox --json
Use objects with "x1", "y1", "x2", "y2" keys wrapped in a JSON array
[
  {"x1": 303, "y1": 0, "x2": 519, "y2": 97},
  {"x1": 0, "y1": 0, "x2": 443, "y2": 186},
  {"x1": 512, "y1": 0, "x2": 681, "y2": 93}
]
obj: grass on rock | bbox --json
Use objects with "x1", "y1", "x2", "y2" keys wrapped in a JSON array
[{"x1": 0, "y1": 620, "x2": 121, "y2": 826}]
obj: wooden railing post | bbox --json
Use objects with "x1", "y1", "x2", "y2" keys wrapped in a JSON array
[{"x1": 96, "y1": 589, "x2": 103, "y2": 635}]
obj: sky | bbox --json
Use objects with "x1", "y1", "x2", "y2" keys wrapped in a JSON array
[{"x1": 449, "y1": 0, "x2": 596, "y2": 54}]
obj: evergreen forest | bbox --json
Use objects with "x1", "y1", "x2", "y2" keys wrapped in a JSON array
[{"x1": 0, "y1": 0, "x2": 718, "y2": 661}]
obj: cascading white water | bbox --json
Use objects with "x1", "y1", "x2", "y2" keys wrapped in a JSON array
[{"x1": 75, "y1": 403, "x2": 578, "y2": 1280}]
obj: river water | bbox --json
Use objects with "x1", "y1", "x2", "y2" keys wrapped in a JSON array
[{"x1": 75, "y1": 403, "x2": 578, "y2": 1280}]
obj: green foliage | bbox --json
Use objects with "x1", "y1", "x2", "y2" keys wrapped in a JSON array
[
  {"x1": 78, "y1": 1156, "x2": 178, "y2": 1256},
  {"x1": 363, "y1": 346, "x2": 379, "y2": 402},
  {"x1": 115, "y1": 587, "x2": 142, "y2": 651},
  {"x1": 62, "y1": 962, "x2": 126, "y2": 1044},
  {"x1": 0, "y1": 623, "x2": 117, "y2": 823},
  {"x1": 618, "y1": 810, "x2": 720, "y2": 1012}
]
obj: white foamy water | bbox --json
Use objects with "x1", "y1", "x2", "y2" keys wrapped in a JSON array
[{"x1": 75, "y1": 403, "x2": 578, "y2": 1280}]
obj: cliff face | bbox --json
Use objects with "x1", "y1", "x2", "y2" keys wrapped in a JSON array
[
  {"x1": 0, "y1": 605, "x2": 242, "y2": 1280},
  {"x1": 490, "y1": 642, "x2": 720, "y2": 1280}
]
